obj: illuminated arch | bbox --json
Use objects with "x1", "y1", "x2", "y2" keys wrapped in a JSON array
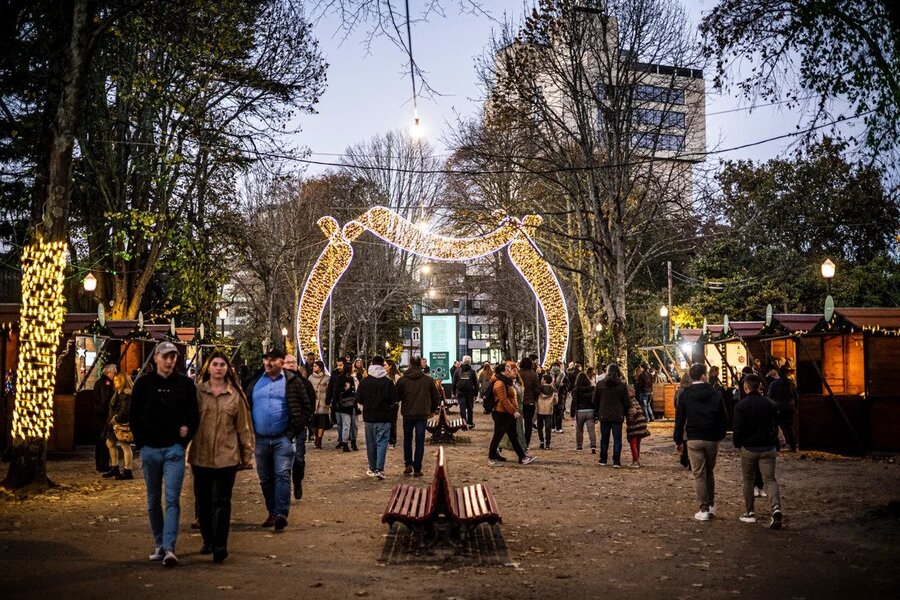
[{"x1": 297, "y1": 206, "x2": 569, "y2": 368}]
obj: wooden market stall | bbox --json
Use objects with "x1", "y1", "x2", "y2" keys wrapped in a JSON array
[{"x1": 759, "y1": 309, "x2": 900, "y2": 454}]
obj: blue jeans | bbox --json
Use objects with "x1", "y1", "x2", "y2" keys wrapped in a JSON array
[
  {"x1": 141, "y1": 444, "x2": 186, "y2": 552},
  {"x1": 402, "y1": 418, "x2": 427, "y2": 473},
  {"x1": 365, "y1": 422, "x2": 391, "y2": 472},
  {"x1": 599, "y1": 421, "x2": 623, "y2": 465},
  {"x1": 458, "y1": 394, "x2": 474, "y2": 425},
  {"x1": 255, "y1": 434, "x2": 295, "y2": 518},
  {"x1": 639, "y1": 392, "x2": 654, "y2": 421},
  {"x1": 293, "y1": 433, "x2": 306, "y2": 470},
  {"x1": 337, "y1": 411, "x2": 353, "y2": 443}
]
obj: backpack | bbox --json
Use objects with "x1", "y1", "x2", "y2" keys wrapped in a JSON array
[
  {"x1": 457, "y1": 370, "x2": 475, "y2": 394},
  {"x1": 482, "y1": 380, "x2": 497, "y2": 413}
]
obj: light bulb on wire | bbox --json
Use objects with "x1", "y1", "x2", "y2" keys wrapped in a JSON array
[{"x1": 409, "y1": 109, "x2": 424, "y2": 140}]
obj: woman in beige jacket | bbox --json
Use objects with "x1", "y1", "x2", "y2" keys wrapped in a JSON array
[{"x1": 189, "y1": 351, "x2": 254, "y2": 563}]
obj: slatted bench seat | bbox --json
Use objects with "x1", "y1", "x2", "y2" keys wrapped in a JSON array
[
  {"x1": 381, "y1": 447, "x2": 502, "y2": 543},
  {"x1": 425, "y1": 404, "x2": 467, "y2": 443}
]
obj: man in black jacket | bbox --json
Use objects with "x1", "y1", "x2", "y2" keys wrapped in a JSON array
[
  {"x1": 356, "y1": 356, "x2": 398, "y2": 479},
  {"x1": 452, "y1": 355, "x2": 478, "y2": 429},
  {"x1": 674, "y1": 363, "x2": 727, "y2": 522},
  {"x1": 93, "y1": 363, "x2": 117, "y2": 473},
  {"x1": 131, "y1": 341, "x2": 199, "y2": 567},
  {"x1": 734, "y1": 373, "x2": 784, "y2": 529},
  {"x1": 245, "y1": 348, "x2": 312, "y2": 531}
]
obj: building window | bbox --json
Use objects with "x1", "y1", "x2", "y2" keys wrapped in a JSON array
[
  {"x1": 633, "y1": 107, "x2": 685, "y2": 129},
  {"x1": 634, "y1": 84, "x2": 684, "y2": 105},
  {"x1": 632, "y1": 132, "x2": 685, "y2": 151}
]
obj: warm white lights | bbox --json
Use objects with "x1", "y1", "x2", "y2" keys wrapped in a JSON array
[
  {"x1": 296, "y1": 207, "x2": 570, "y2": 368},
  {"x1": 409, "y1": 110, "x2": 424, "y2": 140},
  {"x1": 428, "y1": 289, "x2": 438, "y2": 299},
  {"x1": 13, "y1": 237, "x2": 68, "y2": 442},
  {"x1": 281, "y1": 327, "x2": 288, "y2": 337},
  {"x1": 594, "y1": 323, "x2": 603, "y2": 333},
  {"x1": 821, "y1": 259, "x2": 836, "y2": 280}
]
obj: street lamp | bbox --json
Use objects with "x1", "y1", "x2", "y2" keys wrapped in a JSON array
[
  {"x1": 218, "y1": 307, "x2": 228, "y2": 337},
  {"x1": 821, "y1": 259, "x2": 836, "y2": 295},
  {"x1": 594, "y1": 323, "x2": 603, "y2": 333},
  {"x1": 82, "y1": 272, "x2": 97, "y2": 293},
  {"x1": 659, "y1": 305, "x2": 669, "y2": 344},
  {"x1": 428, "y1": 288, "x2": 437, "y2": 299},
  {"x1": 420, "y1": 264, "x2": 432, "y2": 275}
]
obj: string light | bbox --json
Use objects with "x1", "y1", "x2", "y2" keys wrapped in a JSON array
[
  {"x1": 12, "y1": 237, "x2": 68, "y2": 442},
  {"x1": 296, "y1": 207, "x2": 570, "y2": 369}
]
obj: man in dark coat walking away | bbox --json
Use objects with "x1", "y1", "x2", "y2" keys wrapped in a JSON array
[
  {"x1": 674, "y1": 363, "x2": 728, "y2": 522},
  {"x1": 734, "y1": 373, "x2": 784, "y2": 529},
  {"x1": 355, "y1": 356, "x2": 398, "y2": 480},
  {"x1": 593, "y1": 364, "x2": 631, "y2": 467},
  {"x1": 245, "y1": 348, "x2": 312, "y2": 532},
  {"x1": 396, "y1": 356, "x2": 442, "y2": 476},
  {"x1": 452, "y1": 355, "x2": 478, "y2": 429},
  {"x1": 767, "y1": 365, "x2": 798, "y2": 451}
]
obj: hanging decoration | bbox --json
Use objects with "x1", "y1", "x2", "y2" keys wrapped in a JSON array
[{"x1": 297, "y1": 207, "x2": 570, "y2": 368}]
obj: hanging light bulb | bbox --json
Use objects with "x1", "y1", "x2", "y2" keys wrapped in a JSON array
[{"x1": 409, "y1": 109, "x2": 424, "y2": 140}]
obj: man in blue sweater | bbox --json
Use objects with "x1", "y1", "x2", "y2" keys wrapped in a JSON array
[{"x1": 733, "y1": 373, "x2": 784, "y2": 529}]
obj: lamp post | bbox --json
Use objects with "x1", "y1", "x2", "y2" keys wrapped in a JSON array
[
  {"x1": 821, "y1": 259, "x2": 836, "y2": 295},
  {"x1": 218, "y1": 307, "x2": 228, "y2": 337},
  {"x1": 281, "y1": 327, "x2": 288, "y2": 352},
  {"x1": 659, "y1": 305, "x2": 669, "y2": 344}
]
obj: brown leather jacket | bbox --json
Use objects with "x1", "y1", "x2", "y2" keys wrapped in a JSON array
[{"x1": 188, "y1": 382, "x2": 255, "y2": 469}]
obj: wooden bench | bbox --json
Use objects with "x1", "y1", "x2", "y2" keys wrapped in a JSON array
[
  {"x1": 381, "y1": 447, "x2": 501, "y2": 544},
  {"x1": 425, "y1": 403, "x2": 467, "y2": 443},
  {"x1": 443, "y1": 396, "x2": 459, "y2": 411}
]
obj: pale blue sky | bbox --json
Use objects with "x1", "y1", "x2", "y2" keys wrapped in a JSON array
[{"x1": 293, "y1": 1, "x2": 852, "y2": 174}]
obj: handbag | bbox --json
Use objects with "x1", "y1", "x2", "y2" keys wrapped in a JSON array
[{"x1": 113, "y1": 422, "x2": 133, "y2": 443}]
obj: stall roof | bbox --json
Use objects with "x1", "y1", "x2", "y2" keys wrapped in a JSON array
[
  {"x1": 772, "y1": 313, "x2": 822, "y2": 333},
  {"x1": 729, "y1": 321, "x2": 765, "y2": 338},
  {"x1": 679, "y1": 328, "x2": 702, "y2": 343},
  {"x1": 835, "y1": 307, "x2": 900, "y2": 331}
]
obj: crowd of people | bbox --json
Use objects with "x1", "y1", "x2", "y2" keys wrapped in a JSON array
[{"x1": 90, "y1": 343, "x2": 794, "y2": 568}]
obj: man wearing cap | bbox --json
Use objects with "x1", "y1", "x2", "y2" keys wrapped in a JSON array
[
  {"x1": 131, "y1": 341, "x2": 199, "y2": 567},
  {"x1": 244, "y1": 348, "x2": 312, "y2": 531}
]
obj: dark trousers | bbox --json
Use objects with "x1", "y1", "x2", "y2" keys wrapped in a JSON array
[
  {"x1": 192, "y1": 465, "x2": 237, "y2": 551},
  {"x1": 389, "y1": 404, "x2": 400, "y2": 445},
  {"x1": 523, "y1": 404, "x2": 537, "y2": 448},
  {"x1": 537, "y1": 414, "x2": 552, "y2": 446},
  {"x1": 779, "y1": 409, "x2": 797, "y2": 450},
  {"x1": 458, "y1": 393, "x2": 475, "y2": 426},
  {"x1": 402, "y1": 418, "x2": 427, "y2": 473},
  {"x1": 553, "y1": 404, "x2": 566, "y2": 430},
  {"x1": 94, "y1": 416, "x2": 109, "y2": 472},
  {"x1": 489, "y1": 411, "x2": 526, "y2": 460},
  {"x1": 599, "y1": 421, "x2": 623, "y2": 465}
]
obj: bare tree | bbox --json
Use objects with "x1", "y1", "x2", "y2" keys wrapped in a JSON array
[{"x1": 470, "y1": 0, "x2": 706, "y2": 365}]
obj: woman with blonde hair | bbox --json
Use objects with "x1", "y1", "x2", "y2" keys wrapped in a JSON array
[
  {"x1": 102, "y1": 372, "x2": 134, "y2": 480},
  {"x1": 189, "y1": 351, "x2": 254, "y2": 563}
]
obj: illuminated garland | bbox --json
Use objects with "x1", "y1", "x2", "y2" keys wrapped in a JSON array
[
  {"x1": 297, "y1": 207, "x2": 570, "y2": 368},
  {"x1": 12, "y1": 237, "x2": 68, "y2": 441}
]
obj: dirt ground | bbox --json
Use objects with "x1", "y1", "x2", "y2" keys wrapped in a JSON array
[{"x1": 1, "y1": 417, "x2": 899, "y2": 600}]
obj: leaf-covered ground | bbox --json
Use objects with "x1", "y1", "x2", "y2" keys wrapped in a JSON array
[{"x1": 1, "y1": 419, "x2": 898, "y2": 599}]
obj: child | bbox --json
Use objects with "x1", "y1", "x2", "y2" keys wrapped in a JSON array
[
  {"x1": 536, "y1": 374, "x2": 557, "y2": 449},
  {"x1": 626, "y1": 394, "x2": 650, "y2": 467}
]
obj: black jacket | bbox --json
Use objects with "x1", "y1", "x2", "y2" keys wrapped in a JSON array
[
  {"x1": 452, "y1": 364, "x2": 478, "y2": 398},
  {"x1": 569, "y1": 373, "x2": 595, "y2": 414},
  {"x1": 93, "y1": 374, "x2": 116, "y2": 419},
  {"x1": 733, "y1": 393, "x2": 780, "y2": 449},
  {"x1": 327, "y1": 371, "x2": 357, "y2": 415},
  {"x1": 131, "y1": 371, "x2": 199, "y2": 449},
  {"x1": 519, "y1": 368, "x2": 540, "y2": 405},
  {"x1": 673, "y1": 382, "x2": 728, "y2": 443},
  {"x1": 356, "y1": 370, "x2": 398, "y2": 423},
  {"x1": 594, "y1": 376, "x2": 630, "y2": 423},
  {"x1": 245, "y1": 369, "x2": 312, "y2": 439},
  {"x1": 767, "y1": 377, "x2": 797, "y2": 411}
]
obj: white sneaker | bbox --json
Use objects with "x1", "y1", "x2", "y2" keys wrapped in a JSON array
[
  {"x1": 163, "y1": 550, "x2": 178, "y2": 567},
  {"x1": 488, "y1": 460, "x2": 504, "y2": 467},
  {"x1": 754, "y1": 487, "x2": 767, "y2": 498},
  {"x1": 374, "y1": 470, "x2": 386, "y2": 480},
  {"x1": 708, "y1": 505, "x2": 717, "y2": 517},
  {"x1": 366, "y1": 469, "x2": 376, "y2": 477},
  {"x1": 520, "y1": 455, "x2": 537, "y2": 465},
  {"x1": 694, "y1": 510, "x2": 711, "y2": 522},
  {"x1": 740, "y1": 512, "x2": 757, "y2": 523},
  {"x1": 149, "y1": 546, "x2": 165, "y2": 561}
]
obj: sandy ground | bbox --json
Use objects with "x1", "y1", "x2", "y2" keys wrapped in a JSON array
[{"x1": 1, "y1": 416, "x2": 899, "y2": 600}]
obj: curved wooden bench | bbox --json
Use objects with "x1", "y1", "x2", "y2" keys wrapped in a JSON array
[
  {"x1": 425, "y1": 404, "x2": 467, "y2": 443},
  {"x1": 381, "y1": 447, "x2": 502, "y2": 541}
]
